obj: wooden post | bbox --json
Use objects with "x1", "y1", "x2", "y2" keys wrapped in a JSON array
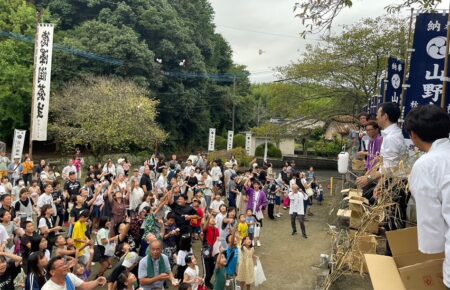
[
  {"x1": 400, "y1": 8, "x2": 415, "y2": 111},
  {"x1": 441, "y1": 5, "x2": 450, "y2": 109},
  {"x1": 330, "y1": 177, "x2": 334, "y2": 196},
  {"x1": 29, "y1": 10, "x2": 43, "y2": 157}
]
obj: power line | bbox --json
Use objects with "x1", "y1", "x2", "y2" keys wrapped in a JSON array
[{"x1": 215, "y1": 24, "x2": 325, "y2": 42}]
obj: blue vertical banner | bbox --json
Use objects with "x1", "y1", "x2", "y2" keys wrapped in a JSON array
[
  {"x1": 404, "y1": 13, "x2": 450, "y2": 119},
  {"x1": 385, "y1": 57, "x2": 404, "y2": 103},
  {"x1": 369, "y1": 95, "x2": 378, "y2": 116}
]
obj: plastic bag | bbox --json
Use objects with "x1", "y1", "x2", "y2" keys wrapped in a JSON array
[
  {"x1": 254, "y1": 258, "x2": 266, "y2": 286},
  {"x1": 254, "y1": 225, "x2": 261, "y2": 238},
  {"x1": 105, "y1": 242, "x2": 115, "y2": 257}
]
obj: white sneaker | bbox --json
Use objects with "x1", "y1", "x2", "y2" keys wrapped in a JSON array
[
  {"x1": 278, "y1": 212, "x2": 283, "y2": 216},
  {"x1": 275, "y1": 213, "x2": 281, "y2": 218},
  {"x1": 256, "y1": 240, "x2": 261, "y2": 247}
]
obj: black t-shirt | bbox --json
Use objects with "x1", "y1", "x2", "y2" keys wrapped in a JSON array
[
  {"x1": 0, "y1": 261, "x2": 20, "y2": 289},
  {"x1": 169, "y1": 203, "x2": 196, "y2": 233},
  {"x1": 64, "y1": 180, "x2": 81, "y2": 197},
  {"x1": 21, "y1": 233, "x2": 41, "y2": 256},
  {"x1": 140, "y1": 174, "x2": 152, "y2": 192},
  {"x1": 186, "y1": 176, "x2": 198, "y2": 187},
  {"x1": 70, "y1": 205, "x2": 87, "y2": 223}
]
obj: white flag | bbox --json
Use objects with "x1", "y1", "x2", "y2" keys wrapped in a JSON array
[
  {"x1": 245, "y1": 133, "x2": 252, "y2": 155},
  {"x1": 31, "y1": 24, "x2": 54, "y2": 141},
  {"x1": 208, "y1": 128, "x2": 216, "y2": 152},
  {"x1": 11, "y1": 130, "x2": 27, "y2": 161},
  {"x1": 227, "y1": 130, "x2": 234, "y2": 151}
]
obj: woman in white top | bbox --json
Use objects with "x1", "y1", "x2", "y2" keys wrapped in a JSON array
[
  {"x1": 130, "y1": 180, "x2": 144, "y2": 213},
  {"x1": 155, "y1": 168, "x2": 168, "y2": 198},
  {"x1": 183, "y1": 253, "x2": 203, "y2": 290},
  {"x1": 94, "y1": 217, "x2": 117, "y2": 278}
]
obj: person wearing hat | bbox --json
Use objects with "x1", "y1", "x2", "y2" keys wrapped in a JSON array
[{"x1": 117, "y1": 158, "x2": 126, "y2": 177}]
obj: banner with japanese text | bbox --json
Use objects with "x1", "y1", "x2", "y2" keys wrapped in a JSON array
[
  {"x1": 11, "y1": 130, "x2": 26, "y2": 161},
  {"x1": 245, "y1": 133, "x2": 252, "y2": 155},
  {"x1": 227, "y1": 130, "x2": 234, "y2": 151},
  {"x1": 208, "y1": 128, "x2": 216, "y2": 152},
  {"x1": 31, "y1": 24, "x2": 54, "y2": 141},
  {"x1": 385, "y1": 57, "x2": 404, "y2": 103},
  {"x1": 404, "y1": 13, "x2": 450, "y2": 119}
]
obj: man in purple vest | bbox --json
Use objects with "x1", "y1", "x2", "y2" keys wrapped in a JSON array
[{"x1": 245, "y1": 179, "x2": 268, "y2": 247}]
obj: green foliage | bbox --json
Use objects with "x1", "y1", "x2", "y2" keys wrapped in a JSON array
[
  {"x1": 255, "y1": 143, "x2": 282, "y2": 159},
  {"x1": 313, "y1": 139, "x2": 343, "y2": 157},
  {"x1": 295, "y1": 0, "x2": 440, "y2": 37},
  {"x1": 233, "y1": 134, "x2": 245, "y2": 148},
  {"x1": 215, "y1": 136, "x2": 227, "y2": 151},
  {"x1": 0, "y1": 0, "x2": 37, "y2": 141},
  {"x1": 49, "y1": 76, "x2": 166, "y2": 157},
  {"x1": 207, "y1": 147, "x2": 252, "y2": 168},
  {"x1": 258, "y1": 15, "x2": 409, "y2": 123},
  {"x1": 1, "y1": 0, "x2": 253, "y2": 150}
]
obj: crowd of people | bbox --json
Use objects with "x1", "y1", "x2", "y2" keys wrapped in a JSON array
[{"x1": 0, "y1": 147, "x2": 326, "y2": 290}]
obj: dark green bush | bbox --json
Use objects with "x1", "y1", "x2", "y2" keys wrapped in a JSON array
[
  {"x1": 233, "y1": 134, "x2": 246, "y2": 149},
  {"x1": 255, "y1": 143, "x2": 282, "y2": 158}
]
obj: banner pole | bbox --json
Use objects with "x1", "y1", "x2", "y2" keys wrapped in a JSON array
[
  {"x1": 400, "y1": 8, "x2": 415, "y2": 110},
  {"x1": 29, "y1": 11, "x2": 42, "y2": 157},
  {"x1": 441, "y1": 5, "x2": 450, "y2": 109}
]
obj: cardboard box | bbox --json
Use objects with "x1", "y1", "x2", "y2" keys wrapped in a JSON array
[
  {"x1": 349, "y1": 189, "x2": 363, "y2": 198},
  {"x1": 365, "y1": 227, "x2": 446, "y2": 290},
  {"x1": 349, "y1": 211, "x2": 379, "y2": 234},
  {"x1": 337, "y1": 209, "x2": 352, "y2": 219},
  {"x1": 345, "y1": 235, "x2": 377, "y2": 273}
]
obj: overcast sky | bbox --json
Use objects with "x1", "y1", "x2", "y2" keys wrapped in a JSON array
[{"x1": 209, "y1": 0, "x2": 450, "y2": 83}]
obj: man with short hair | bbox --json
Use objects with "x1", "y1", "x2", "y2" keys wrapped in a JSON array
[
  {"x1": 138, "y1": 240, "x2": 178, "y2": 290},
  {"x1": 64, "y1": 171, "x2": 81, "y2": 202},
  {"x1": 61, "y1": 159, "x2": 76, "y2": 181},
  {"x1": 183, "y1": 159, "x2": 195, "y2": 177},
  {"x1": 405, "y1": 105, "x2": 450, "y2": 290},
  {"x1": 42, "y1": 256, "x2": 106, "y2": 290},
  {"x1": 8, "y1": 157, "x2": 23, "y2": 186},
  {"x1": 357, "y1": 120, "x2": 383, "y2": 172},
  {"x1": 140, "y1": 166, "x2": 153, "y2": 194}
]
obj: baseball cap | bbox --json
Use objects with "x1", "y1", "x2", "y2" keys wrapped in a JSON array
[{"x1": 122, "y1": 252, "x2": 139, "y2": 268}]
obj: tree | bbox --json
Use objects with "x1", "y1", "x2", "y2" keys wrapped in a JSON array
[
  {"x1": 49, "y1": 76, "x2": 166, "y2": 157},
  {"x1": 295, "y1": 0, "x2": 442, "y2": 36},
  {"x1": 276, "y1": 16, "x2": 408, "y2": 119},
  {"x1": 0, "y1": 0, "x2": 37, "y2": 141}
]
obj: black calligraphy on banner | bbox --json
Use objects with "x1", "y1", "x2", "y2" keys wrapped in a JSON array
[
  {"x1": 386, "y1": 57, "x2": 404, "y2": 103},
  {"x1": 404, "y1": 13, "x2": 450, "y2": 120}
]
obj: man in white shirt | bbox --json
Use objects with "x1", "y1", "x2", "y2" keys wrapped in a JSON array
[
  {"x1": 183, "y1": 159, "x2": 195, "y2": 177},
  {"x1": 43, "y1": 256, "x2": 106, "y2": 290},
  {"x1": 61, "y1": 159, "x2": 77, "y2": 181},
  {"x1": 210, "y1": 161, "x2": 222, "y2": 187},
  {"x1": 405, "y1": 105, "x2": 450, "y2": 289},
  {"x1": 356, "y1": 103, "x2": 408, "y2": 255},
  {"x1": 37, "y1": 184, "x2": 57, "y2": 217}
]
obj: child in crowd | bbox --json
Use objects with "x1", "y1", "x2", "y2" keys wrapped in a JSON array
[
  {"x1": 183, "y1": 253, "x2": 203, "y2": 290},
  {"x1": 236, "y1": 236, "x2": 257, "y2": 290},
  {"x1": 245, "y1": 209, "x2": 256, "y2": 241},
  {"x1": 237, "y1": 214, "x2": 248, "y2": 244},
  {"x1": 316, "y1": 184, "x2": 324, "y2": 205},
  {"x1": 209, "y1": 194, "x2": 224, "y2": 216},
  {"x1": 214, "y1": 253, "x2": 227, "y2": 290}
]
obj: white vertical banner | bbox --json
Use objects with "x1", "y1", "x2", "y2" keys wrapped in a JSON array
[
  {"x1": 245, "y1": 133, "x2": 252, "y2": 155},
  {"x1": 31, "y1": 23, "x2": 54, "y2": 141},
  {"x1": 208, "y1": 128, "x2": 216, "y2": 152},
  {"x1": 11, "y1": 130, "x2": 27, "y2": 161},
  {"x1": 263, "y1": 137, "x2": 268, "y2": 163},
  {"x1": 227, "y1": 130, "x2": 234, "y2": 151}
]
